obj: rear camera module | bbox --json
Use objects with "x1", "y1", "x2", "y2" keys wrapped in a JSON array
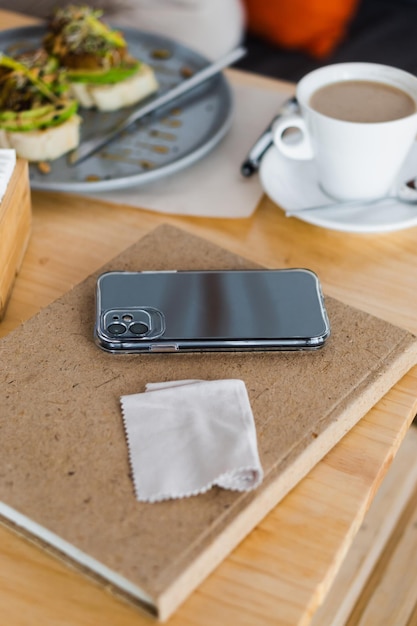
[{"x1": 102, "y1": 307, "x2": 165, "y2": 341}]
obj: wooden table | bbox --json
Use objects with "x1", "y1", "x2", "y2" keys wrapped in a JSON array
[{"x1": 1, "y1": 10, "x2": 417, "y2": 626}]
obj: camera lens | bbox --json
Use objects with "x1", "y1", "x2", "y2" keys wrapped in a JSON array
[
  {"x1": 129, "y1": 322, "x2": 149, "y2": 336},
  {"x1": 107, "y1": 322, "x2": 127, "y2": 335}
]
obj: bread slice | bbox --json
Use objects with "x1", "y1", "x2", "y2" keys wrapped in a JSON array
[
  {"x1": 0, "y1": 115, "x2": 81, "y2": 162},
  {"x1": 69, "y1": 63, "x2": 158, "y2": 111}
]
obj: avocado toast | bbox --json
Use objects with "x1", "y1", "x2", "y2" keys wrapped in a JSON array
[
  {"x1": 0, "y1": 48, "x2": 80, "y2": 161},
  {"x1": 43, "y1": 5, "x2": 158, "y2": 111}
]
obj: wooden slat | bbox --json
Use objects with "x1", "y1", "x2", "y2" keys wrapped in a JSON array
[
  {"x1": 346, "y1": 479, "x2": 417, "y2": 625},
  {"x1": 312, "y1": 425, "x2": 417, "y2": 626}
]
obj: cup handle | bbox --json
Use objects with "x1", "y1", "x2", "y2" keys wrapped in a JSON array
[{"x1": 272, "y1": 114, "x2": 314, "y2": 160}]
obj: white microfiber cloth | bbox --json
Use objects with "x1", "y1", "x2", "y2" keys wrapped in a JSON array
[{"x1": 120, "y1": 379, "x2": 263, "y2": 502}]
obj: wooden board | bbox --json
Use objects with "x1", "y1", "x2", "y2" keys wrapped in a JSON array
[
  {"x1": 0, "y1": 159, "x2": 31, "y2": 319},
  {"x1": 1, "y1": 225, "x2": 417, "y2": 621}
]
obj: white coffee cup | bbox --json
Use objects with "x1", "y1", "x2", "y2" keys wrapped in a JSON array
[{"x1": 273, "y1": 63, "x2": 417, "y2": 201}]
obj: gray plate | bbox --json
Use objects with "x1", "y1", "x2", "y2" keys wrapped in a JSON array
[{"x1": 0, "y1": 25, "x2": 234, "y2": 192}]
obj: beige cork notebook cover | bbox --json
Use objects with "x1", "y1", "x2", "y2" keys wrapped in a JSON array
[{"x1": 1, "y1": 224, "x2": 417, "y2": 621}]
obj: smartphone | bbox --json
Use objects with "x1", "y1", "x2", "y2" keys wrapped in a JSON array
[{"x1": 94, "y1": 268, "x2": 330, "y2": 353}]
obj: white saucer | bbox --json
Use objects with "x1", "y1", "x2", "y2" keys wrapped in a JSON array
[{"x1": 259, "y1": 142, "x2": 417, "y2": 233}]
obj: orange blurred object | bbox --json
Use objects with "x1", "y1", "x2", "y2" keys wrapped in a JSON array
[{"x1": 243, "y1": 0, "x2": 360, "y2": 58}]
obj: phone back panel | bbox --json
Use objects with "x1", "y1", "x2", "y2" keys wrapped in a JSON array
[{"x1": 95, "y1": 269, "x2": 330, "y2": 352}]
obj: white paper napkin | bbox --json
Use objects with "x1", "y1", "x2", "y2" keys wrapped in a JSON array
[
  {"x1": 120, "y1": 379, "x2": 263, "y2": 502},
  {"x1": 88, "y1": 83, "x2": 289, "y2": 218}
]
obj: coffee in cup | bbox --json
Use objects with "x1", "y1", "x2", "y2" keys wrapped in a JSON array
[
  {"x1": 310, "y1": 79, "x2": 416, "y2": 123},
  {"x1": 273, "y1": 63, "x2": 417, "y2": 201}
]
